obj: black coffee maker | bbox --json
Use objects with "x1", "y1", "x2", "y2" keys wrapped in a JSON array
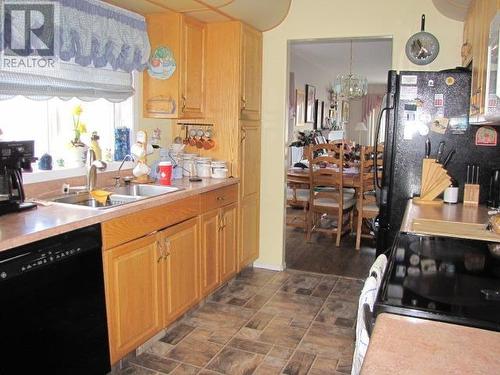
[
  {"x1": 0, "y1": 141, "x2": 37, "y2": 216},
  {"x1": 488, "y1": 168, "x2": 500, "y2": 209}
]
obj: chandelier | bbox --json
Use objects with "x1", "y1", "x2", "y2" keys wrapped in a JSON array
[{"x1": 334, "y1": 40, "x2": 368, "y2": 99}]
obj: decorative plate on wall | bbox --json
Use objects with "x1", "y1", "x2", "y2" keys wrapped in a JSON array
[
  {"x1": 147, "y1": 46, "x2": 176, "y2": 80},
  {"x1": 405, "y1": 15, "x2": 440, "y2": 66}
]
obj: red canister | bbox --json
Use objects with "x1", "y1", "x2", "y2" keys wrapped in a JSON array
[{"x1": 158, "y1": 161, "x2": 173, "y2": 185}]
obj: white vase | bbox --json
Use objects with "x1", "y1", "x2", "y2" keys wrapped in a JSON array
[{"x1": 66, "y1": 145, "x2": 87, "y2": 168}]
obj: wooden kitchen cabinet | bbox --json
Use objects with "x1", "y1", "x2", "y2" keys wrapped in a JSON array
[
  {"x1": 200, "y1": 209, "x2": 220, "y2": 295},
  {"x1": 103, "y1": 234, "x2": 162, "y2": 364},
  {"x1": 220, "y1": 202, "x2": 238, "y2": 281},
  {"x1": 144, "y1": 12, "x2": 206, "y2": 119},
  {"x1": 159, "y1": 217, "x2": 200, "y2": 326},
  {"x1": 463, "y1": 0, "x2": 500, "y2": 115},
  {"x1": 239, "y1": 193, "x2": 259, "y2": 268},
  {"x1": 200, "y1": 186, "x2": 239, "y2": 289},
  {"x1": 240, "y1": 123, "x2": 261, "y2": 198},
  {"x1": 240, "y1": 24, "x2": 262, "y2": 121}
]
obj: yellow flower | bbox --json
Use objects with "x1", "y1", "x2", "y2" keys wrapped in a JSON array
[
  {"x1": 73, "y1": 105, "x2": 83, "y2": 116},
  {"x1": 77, "y1": 122, "x2": 87, "y2": 134}
]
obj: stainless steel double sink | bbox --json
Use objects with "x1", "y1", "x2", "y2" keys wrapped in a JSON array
[{"x1": 51, "y1": 184, "x2": 181, "y2": 209}]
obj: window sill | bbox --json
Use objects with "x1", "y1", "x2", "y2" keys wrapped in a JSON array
[{"x1": 24, "y1": 161, "x2": 136, "y2": 184}]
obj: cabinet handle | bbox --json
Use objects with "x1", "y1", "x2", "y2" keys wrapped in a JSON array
[
  {"x1": 241, "y1": 96, "x2": 247, "y2": 110},
  {"x1": 181, "y1": 94, "x2": 186, "y2": 113},
  {"x1": 216, "y1": 196, "x2": 225, "y2": 201},
  {"x1": 241, "y1": 128, "x2": 247, "y2": 143}
]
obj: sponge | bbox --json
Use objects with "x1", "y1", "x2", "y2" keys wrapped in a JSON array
[{"x1": 90, "y1": 189, "x2": 112, "y2": 204}]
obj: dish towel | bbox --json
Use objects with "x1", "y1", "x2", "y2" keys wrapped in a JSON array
[
  {"x1": 352, "y1": 276, "x2": 378, "y2": 375},
  {"x1": 369, "y1": 254, "x2": 387, "y2": 288}
]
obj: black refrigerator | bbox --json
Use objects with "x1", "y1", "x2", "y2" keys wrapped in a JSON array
[{"x1": 376, "y1": 69, "x2": 500, "y2": 255}]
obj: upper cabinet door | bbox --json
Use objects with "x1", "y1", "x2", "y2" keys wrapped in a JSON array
[
  {"x1": 240, "y1": 25, "x2": 262, "y2": 121},
  {"x1": 144, "y1": 12, "x2": 205, "y2": 119},
  {"x1": 180, "y1": 17, "x2": 206, "y2": 119}
]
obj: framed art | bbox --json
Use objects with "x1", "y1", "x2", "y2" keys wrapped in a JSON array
[
  {"x1": 305, "y1": 84, "x2": 316, "y2": 123},
  {"x1": 295, "y1": 89, "x2": 305, "y2": 126},
  {"x1": 313, "y1": 99, "x2": 319, "y2": 129}
]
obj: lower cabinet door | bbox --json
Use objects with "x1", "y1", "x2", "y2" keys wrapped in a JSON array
[
  {"x1": 220, "y1": 202, "x2": 238, "y2": 281},
  {"x1": 200, "y1": 209, "x2": 220, "y2": 295},
  {"x1": 239, "y1": 193, "x2": 259, "y2": 268},
  {"x1": 160, "y1": 217, "x2": 200, "y2": 325},
  {"x1": 103, "y1": 234, "x2": 162, "y2": 364}
]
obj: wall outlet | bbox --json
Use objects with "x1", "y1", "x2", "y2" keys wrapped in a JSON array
[{"x1": 62, "y1": 183, "x2": 70, "y2": 194}]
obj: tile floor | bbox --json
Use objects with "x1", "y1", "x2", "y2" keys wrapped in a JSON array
[{"x1": 119, "y1": 267, "x2": 363, "y2": 375}]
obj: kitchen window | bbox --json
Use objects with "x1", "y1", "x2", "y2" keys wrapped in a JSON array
[{"x1": 0, "y1": 95, "x2": 136, "y2": 183}]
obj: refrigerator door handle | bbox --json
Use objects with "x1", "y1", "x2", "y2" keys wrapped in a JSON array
[{"x1": 374, "y1": 93, "x2": 394, "y2": 190}]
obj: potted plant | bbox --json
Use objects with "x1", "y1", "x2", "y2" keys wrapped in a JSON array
[{"x1": 67, "y1": 105, "x2": 88, "y2": 167}]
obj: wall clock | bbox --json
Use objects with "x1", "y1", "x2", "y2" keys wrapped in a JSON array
[{"x1": 405, "y1": 15, "x2": 440, "y2": 66}]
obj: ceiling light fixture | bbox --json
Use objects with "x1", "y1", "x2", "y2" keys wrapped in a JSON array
[{"x1": 334, "y1": 40, "x2": 368, "y2": 100}]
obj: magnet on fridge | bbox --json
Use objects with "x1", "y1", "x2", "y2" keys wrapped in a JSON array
[
  {"x1": 449, "y1": 117, "x2": 468, "y2": 135},
  {"x1": 445, "y1": 76, "x2": 455, "y2": 86},
  {"x1": 428, "y1": 79, "x2": 434, "y2": 87},
  {"x1": 434, "y1": 93, "x2": 444, "y2": 107},
  {"x1": 475, "y1": 126, "x2": 498, "y2": 146},
  {"x1": 430, "y1": 117, "x2": 449, "y2": 134}
]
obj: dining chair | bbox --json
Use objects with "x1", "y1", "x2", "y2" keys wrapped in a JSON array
[
  {"x1": 355, "y1": 145, "x2": 383, "y2": 250},
  {"x1": 286, "y1": 174, "x2": 309, "y2": 230},
  {"x1": 306, "y1": 143, "x2": 356, "y2": 246}
]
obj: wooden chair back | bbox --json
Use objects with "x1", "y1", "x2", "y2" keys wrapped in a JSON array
[{"x1": 307, "y1": 142, "x2": 345, "y2": 209}]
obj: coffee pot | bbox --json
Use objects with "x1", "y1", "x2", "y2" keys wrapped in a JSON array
[{"x1": 0, "y1": 141, "x2": 37, "y2": 215}]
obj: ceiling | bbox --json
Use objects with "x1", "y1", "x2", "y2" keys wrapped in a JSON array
[
  {"x1": 104, "y1": 0, "x2": 291, "y2": 31},
  {"x1": 290, "y1": 39, "x2": 393, "y2": 85},
  {"x1": 432, "y1": 0, "x2": 472, "y2": 21}
]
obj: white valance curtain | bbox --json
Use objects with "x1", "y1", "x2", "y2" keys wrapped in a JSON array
[{"x1": 0, "y1": 0, "x2": 151, "y2": 102}]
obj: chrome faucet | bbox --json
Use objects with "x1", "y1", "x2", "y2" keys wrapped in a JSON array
[
  {"x1": 113, "y1": 154, "x2": 135, "y2": 187},
  {"x1": 86, "y1": 149, "x2": 107, "y2": 191}
]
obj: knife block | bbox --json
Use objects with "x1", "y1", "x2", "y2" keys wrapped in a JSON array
[
  {"x1": 414, "y1": 158, "x2": 452, "y2": 205},
  {"x1": 463, "y1": 184, "x2": 480, "y2": 206}
]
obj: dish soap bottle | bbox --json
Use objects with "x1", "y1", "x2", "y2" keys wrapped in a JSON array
[{"x1": 90, "y1": 131, "x2": 102, "y2": 160}]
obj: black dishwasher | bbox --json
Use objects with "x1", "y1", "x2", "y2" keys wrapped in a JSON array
[{"x1": 0, "y1": 224, "x2": 110, "y2": 374}]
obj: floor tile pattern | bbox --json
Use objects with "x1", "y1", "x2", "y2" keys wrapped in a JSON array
[{"x1": 120, "y1": 268, "x2": 362, "y2": 375}]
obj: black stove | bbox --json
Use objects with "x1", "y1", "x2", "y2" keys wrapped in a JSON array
[{"x1": 375, "y1": 233, "x2": 500, "y2": 331}]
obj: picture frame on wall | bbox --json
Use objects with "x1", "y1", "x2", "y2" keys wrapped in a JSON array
[
  {"x1": 320, "y1": 101, "x2": 327, "y2": 129},
  {"x1": 295, "y1": 89, "x2": 305, "y2": 126},
  {"x1": 305, "y1": 84, "x2": 316, "y2": 123},
  {"x1": 313, "y1": 99, "x2": 319, "y2": 130}
]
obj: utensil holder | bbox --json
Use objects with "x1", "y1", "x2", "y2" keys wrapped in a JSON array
[{"x1": 463, "y1": 184, "x2": 480, "y2": 206}]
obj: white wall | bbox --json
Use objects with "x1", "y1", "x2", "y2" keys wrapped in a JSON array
[{"x1": 259, "y1": 0, "x2": 464, "y2": 269}]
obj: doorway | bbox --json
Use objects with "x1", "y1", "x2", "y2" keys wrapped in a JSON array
[{"x1": 284, "y1": 37, "x2": 392, "y2": 278}]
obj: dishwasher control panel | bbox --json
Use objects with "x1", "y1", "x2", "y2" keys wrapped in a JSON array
[{"x1": 0, "y1": 225, "x2": 101, "y2": 282}]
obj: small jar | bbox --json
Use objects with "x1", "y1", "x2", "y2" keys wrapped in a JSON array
[
  {"x1": 211, "y1": 160, "x2": 228, "y2": 179},
  {"x1": 196, "y1": 157, "x2": 212, "y2": 178},
  {"x1": 182, "y1": 153, "x2": 198, "y2": 177}
]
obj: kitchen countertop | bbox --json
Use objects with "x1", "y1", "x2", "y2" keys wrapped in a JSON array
[
  {"x1": 361, "y1": 313, "x2": 500, "y2": 374},
  {"x1": 400, "y1": 199, "x2": 500, "y2": 242},
  {"x1": 0, "y1": 177, "x2": 238, "y2": 252}
]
